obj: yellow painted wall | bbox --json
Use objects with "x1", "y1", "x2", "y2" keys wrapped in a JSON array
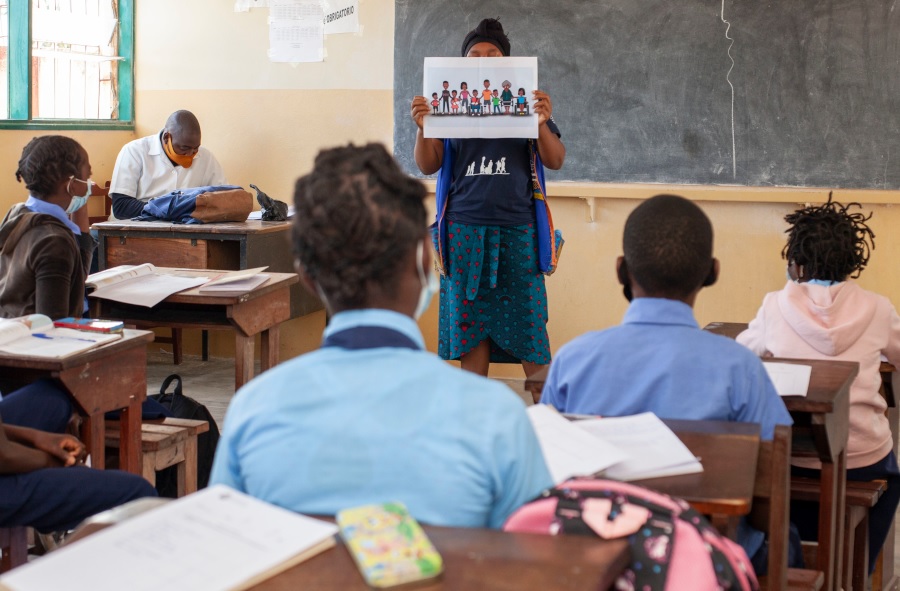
[{"x1": 2, "y1": 0, "x2": 899, "y2": 377}]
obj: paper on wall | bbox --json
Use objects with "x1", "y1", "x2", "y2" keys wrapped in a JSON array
[
  {"x1": 323, "y1": 0, "x2": 358, "y2": 34},
  {"x1": 268, "y1": 0, "x2": 324, "y2": 63},
  {"x1": 235, "y1": 0, "x2": 270, "y2": 11}
]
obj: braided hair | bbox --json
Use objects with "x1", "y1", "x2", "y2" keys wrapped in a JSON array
[
  {"x1": 15, "y1": 136, "x2": 86, "y2": 199},
  {"x1": 782, "y1": 193, "x2": 874, "y2": 281},
  {"x1": 292, "y1": 143, "x2": 427, "y2": 310}
]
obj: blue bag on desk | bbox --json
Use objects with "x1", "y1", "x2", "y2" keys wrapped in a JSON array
[{"x1": 134, "y1": 185, "x2": 253, "y2": 224}]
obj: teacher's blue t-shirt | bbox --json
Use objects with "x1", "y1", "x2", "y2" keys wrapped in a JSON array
[{"x1": 446, "y1": 118, "x2": 560, "y2": 226}]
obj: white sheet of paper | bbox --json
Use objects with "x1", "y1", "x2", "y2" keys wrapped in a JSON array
[
  {"x1": 268, "y1": 0, "x2": 324, "y2": 62},
  {"x1": 235, "y1": 0, "x2": 270, "y2": 11},
  {"x1": 763, "y1": 361, "x2": 812, "y2": 397},
  {"x1": 323, "y1": 0, "x2": 358, "y2": 34},
  {"x1": 575, "y1": 413, "x2": 703, "y2": 481},
  {"x1": 89, "y1": 273, "x2": 208, "y2": 307},
  {"x1": 0, "y1": 486, "x2": 338, "y2": 591},
  {"x1": 0, "y1": 328, "x2": 121, "y2": 359},
  {"x1": 423, "y1": 57, "x2": 539, "y2": 139},
  {"x1": 526, "y1": 405, "x2": 629, "y2": 484}
]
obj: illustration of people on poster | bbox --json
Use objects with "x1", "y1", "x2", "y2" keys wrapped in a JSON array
[{"x1": 422, "y1": 57, "x2": 538, "y2": 139}]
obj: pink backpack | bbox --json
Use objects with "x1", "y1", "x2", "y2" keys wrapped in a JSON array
[{"x1": 504, "y1": 478, "x2": 759, "y2": 591}]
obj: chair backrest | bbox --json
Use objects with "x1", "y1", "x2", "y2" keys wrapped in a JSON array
[
  {"x1": 750, "y1": 424, "x2": 791, "y2": 589},
  {"x1": 88, "y1": 180, "x2": 111, "y2": 226}
]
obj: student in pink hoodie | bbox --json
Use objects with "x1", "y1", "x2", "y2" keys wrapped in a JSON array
[{"x1": 737, "y1": 196, "x2": 900, "y2": 573}]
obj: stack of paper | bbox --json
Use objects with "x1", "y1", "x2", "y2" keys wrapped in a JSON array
[
  {"x1": 0, "y1": 485, "x2": 339, "y2": 591},
  {"x1": 763, "y1": 361, "x2": 812, "y2": 397},
  {"x1": 575, "y1": 413, "x2": 703, "y2": 481},
  {"x1": 198, "y1": 267, "x2": 269, "y2": 294}
]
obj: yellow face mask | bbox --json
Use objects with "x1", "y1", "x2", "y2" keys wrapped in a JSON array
[{"x1": 164, "y1": 135, "x2": 196, "y2": 169}]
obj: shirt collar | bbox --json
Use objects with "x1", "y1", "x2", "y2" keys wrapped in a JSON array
[
  {"x1": 805, "y1": 279, "x2": 841, "y2": 287},
  {"x1": 323, "y1": 309, "x2": 426, "y2": 349},
  {"x1": 25, "y1": 195, "x2": 81, "y2": 235},
  {"x1": 621, "y1": 298, "x2": 699, "y2": 328}
]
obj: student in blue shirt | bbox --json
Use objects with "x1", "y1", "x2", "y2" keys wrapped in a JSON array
[
  {"x1": 210, "y1": 143, "x2": 552, "y2": 529},
  {"x1": 541, "y1": 194, "x2": 791, "y2": 439}
]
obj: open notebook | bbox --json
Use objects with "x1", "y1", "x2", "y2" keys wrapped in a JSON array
[
  {"x1": 0, "y1": 315, "x2": 121, "y2": 359},
  {"x1": 0, "y1": 485, "x2": 339, "y2": 591},
  {"x1": 87, "y1": 264, "x2": 209, "y2": 307}
]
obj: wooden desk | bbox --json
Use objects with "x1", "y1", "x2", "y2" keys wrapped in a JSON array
[
  {"x1": 92, "y1": 220, "x2": 322, "y2": 319},
  {"x1": 252, "y1": 525, "x2": 631, "y2": 590},
  {"x1": 0, "y1": 329, "x2": 153, "y2": 475},
  {"x1": 637, "y1": 419, "x2": 760, "y2": 536},
  {"x1": 89, "y1": 271, "x2": 299, "y2": 390},
  {"x1": 704, "y1": 321, "x2": 858, "y2": 591}
]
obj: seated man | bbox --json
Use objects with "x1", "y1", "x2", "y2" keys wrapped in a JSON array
[
  {"x1": 0, "y1": 380, "x2": 156, "y2": 533},
  {"x1": 541, "y1": 194, "x2": 791, "y2": 439},
  {"x1": 108, "y1": 110, "x2": 226, "y2": 220},
  {"x1": 210, "y1": 143, "x2": 552, "y2": 529}
]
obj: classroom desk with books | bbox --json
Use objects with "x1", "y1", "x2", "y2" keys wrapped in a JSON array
[
  {"x1": 526, "y1": 359, "x2": 856, "y2": 591},
  {"x1": 89, "y1": 271, "x2": 298, "y2": 390},
  {"x1": 252, "y1": 525, "x2": 631, "y2": 590},
  {"x1": 703, "y1": 322, "x2": 859, "y2": 591},
  {"x1": 92, "y1": 220, "x2": 322, "y2": 320},
  {"x1": 0, "y1": 329, "x2": 154, "y2": 475}
]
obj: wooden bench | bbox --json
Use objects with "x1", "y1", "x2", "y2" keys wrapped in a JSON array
[
  {"x1": 791, "y1": 477, "x2": 887, "y2": 591},
  {"x1": 106, "y1": 418, "x2": 209, "y2": 497},
  {"x1": 752, "y1": 425, "x2": 825, "y2": 591},
  {"x1": 0, "y1": 526, "x2": 27, "y2": 573}
]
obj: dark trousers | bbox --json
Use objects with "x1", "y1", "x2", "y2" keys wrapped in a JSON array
[
  {"x1": 791, "y1": 450, "x2": 900, "y2": 574},
  {"x1": 0, "y1": 380, "x2": 156, "y2": 532}
]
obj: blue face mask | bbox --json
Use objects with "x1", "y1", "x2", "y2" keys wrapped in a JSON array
[
  {"x1": 414, "y1": 240, "x2": 439, "y2": 320},
  {"x1": 66, "y1": 176, "x2": 93, "y2": 214}
]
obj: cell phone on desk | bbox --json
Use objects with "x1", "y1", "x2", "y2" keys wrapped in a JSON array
[{"x1": 337, "y1": 502, "x2": 443, "y2": 588}]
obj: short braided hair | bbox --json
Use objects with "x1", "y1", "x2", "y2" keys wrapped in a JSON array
[
  {"x1": 292, "y1": 143, "x2": 427, "y2": 310},
  {"x1": 782, "y1": 193, "x2": 874, "y2": 281},
  {"x1": 15, "y1": 136, "x2": 85, "y2": 199},
  {"x1": 623, "y1": 194, "x2": 714, "y2": 299}
]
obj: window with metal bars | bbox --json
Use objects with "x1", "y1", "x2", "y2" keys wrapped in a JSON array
[{"x1": 0, "y1": 0, "x2": 133, "y2": 129}]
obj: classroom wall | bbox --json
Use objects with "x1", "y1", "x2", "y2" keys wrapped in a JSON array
[{"x1": 2, "y1": 0, "x2": 900, "y2": 378}]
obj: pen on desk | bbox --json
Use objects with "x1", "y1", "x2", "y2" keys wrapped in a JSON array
[{"x1": 33, "y1": 333, "x2": 97, "y2": 343}]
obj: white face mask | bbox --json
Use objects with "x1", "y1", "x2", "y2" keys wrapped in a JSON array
[
  {"x1": 66, "y1": 175, "x2": 93, "y2": 214},
  {"x1": 414, "y1": 240, "x2": 439, "y2": 320}
]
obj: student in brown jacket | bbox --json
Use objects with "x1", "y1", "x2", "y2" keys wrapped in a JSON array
[{"x1": 0, "y1": 136, "x2": 96, "y2": 319}]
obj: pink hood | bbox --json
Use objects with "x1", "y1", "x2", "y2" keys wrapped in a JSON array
[{"x1": 776, "y1": 281, "x2": 875, "y2": 356}]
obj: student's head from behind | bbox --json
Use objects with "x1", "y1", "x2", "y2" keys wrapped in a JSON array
[
  {"x1": 618, "y1": 194, "x2": 718, "y2": 305},
  {"x1": 462, "y1": 18, "x2": 510, "y2": 57},
  {"x1": 15, "y1": 135, "x2": 91, "y2": 204},
  {"x1": 782, "y1": 194, "x2": 874, "y2": 283},
  {"x1": 292, "y1": 144, "x2": 431, "y2": 316},
  {"x1": 162, "y1": 110, "x2": 202, "y2": 167}
]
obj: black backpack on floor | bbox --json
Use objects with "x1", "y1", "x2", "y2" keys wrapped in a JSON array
[{"x1": 149, "y1": 374, "x2": 221, "y2": 497}]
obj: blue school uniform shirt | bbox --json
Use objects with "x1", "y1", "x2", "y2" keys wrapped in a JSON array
[
  {"x1": 25, "y1": 196, "x2": 81, "y2": 235},
  {"x1": 210, "y1": 309, "x2": 552, "y2": 529},
  {"x1": 540, "y1": 298, "x2": 792, "y2": 440}
]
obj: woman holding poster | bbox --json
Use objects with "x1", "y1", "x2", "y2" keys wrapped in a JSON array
[{"x1": 410, "y1": 18, "x2": 566, "y2": 378}]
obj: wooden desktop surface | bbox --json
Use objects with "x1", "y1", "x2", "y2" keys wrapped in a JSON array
[
  {"x1": 0, "y1": 329, "x2": 154, "y2": 475},
  {"x1": 253, "y1": 525, "x2": 631, "y2": 590},
  {"x1": 90, "y1": 270, "x2": 298, "y2": 389}
]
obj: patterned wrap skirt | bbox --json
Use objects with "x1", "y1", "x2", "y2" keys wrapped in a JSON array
[{"x1": 435, "y1": 220, "x2": 551, "y2": 364}]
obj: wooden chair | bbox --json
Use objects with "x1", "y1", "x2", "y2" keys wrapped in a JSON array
[
  {"x1": 106, "y1": 418, "x2": 209, "y2": 497},
  {"x1": 752, "y1": 425, "x2": 825, "y2": 591},
  {"x1": 0, "y1": 526, "x2": 27, "y2": 573}
]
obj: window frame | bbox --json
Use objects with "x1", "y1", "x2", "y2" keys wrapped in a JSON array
[{"x1": 0, "y1": 0, "x2": 134, "y2": 130}]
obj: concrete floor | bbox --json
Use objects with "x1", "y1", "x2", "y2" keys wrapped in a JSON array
[{"x1": 146, "y1": 351, "x2": 900, "y2": 580}]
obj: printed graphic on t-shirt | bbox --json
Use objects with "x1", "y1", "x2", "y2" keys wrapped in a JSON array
[{"x1": 465, "y1": 156, "x2": 509, "y2": 176}]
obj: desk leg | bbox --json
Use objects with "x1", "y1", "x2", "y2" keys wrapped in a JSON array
[
  {"x1": 235, "y1": 333, "x2": 254, "y2": 390},
  {"x1": 259, "y1": 326, "x2": 280, "y2": 373},
  {"x1": 819, "y1": 451, "x2": 848, "y2": 591},
  {"x1": 82, "y1": 414, "x2": 105, "y2": 470},
  {"x1": 118, "y1": 397, "x2": 142, "y2": 475}
]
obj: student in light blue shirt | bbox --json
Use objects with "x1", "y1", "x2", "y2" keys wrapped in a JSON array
[
  {"x1": 541, "y1": 194, "x2": 791, "y2": 440},
  {"x1": 210, "y1": 143, "x2": 552, "y2": 529}
]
